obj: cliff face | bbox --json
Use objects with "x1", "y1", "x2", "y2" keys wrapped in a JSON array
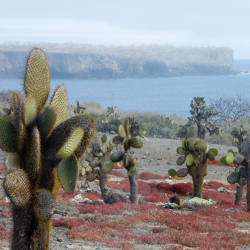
[{"x1": 0, "y1": 44, "x2": 234, "y2": 79}]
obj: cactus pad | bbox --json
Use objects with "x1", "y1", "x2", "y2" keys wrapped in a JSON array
[
  {"x1": 186, "y1": 154, "x2": 194, "y2": 167},
  {"x1": 57, "y1": 155, "x2": 78, "y2": 194},
  {"x1": 225, "y1": 151, "x2": 234, "y2": 165},
  {"x1": 24, "y1": 48, "x2": 50, "y2": 109},
  {"x1": 56, "y1": 127, "x2": 84, "y2": 159},
  {"x1": 168, "y1": 169, "x2": 177, "y2": 177},
  {"x1": 37, "y1": 106, "x2": 57, "y2": 138},
  {"x1": 11, "y1": 92, "x2": 25, "y2": 152},
  {"x1": 129, "y1": 137, "x2": 143, "y2": 148},
  {"x1": 111, "y1": 151, "x2": 124, "y2": 162},
  {"x1": 26, "y1": 127, "x2": 41, "y2": 184},
  {"x1": 207, "y1": 148, "x2": 218, "y2": 161},
  {"x1": 50, "y1": 85, "x2": 67, "y2": 126},
  {"x1": 0, "y1": 118, "x2": 17, "y2": 152},
  {"x1": 23, "y1": 96, "x2": 38, "y2": 126},
  {"x1": 194, "y1": 140, "x2": 207, "y2": 152},
  {"x1": 33, "y1": 189, "x2": 54, "y2": 221},
  {"x1": 118, "y1": 125, "x2": 126, "y2": 138},
  {"x1": 176, "y1": 156, "x2": 185, "y2": 165},
  {"x1": 177, "y1": 146, "x2": 186, "y2": 155},
  {"x1": 4, "y1": 169, "x2": 32, "y2": 207},
  {"x1": 176, "y1": 168, "x2": 188, "y2": 177}
]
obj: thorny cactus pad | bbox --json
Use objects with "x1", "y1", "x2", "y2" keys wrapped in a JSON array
[
  {"x1": 169, "y1": 138, "x2": 218, "y2": 198},
  {"x1": 221, "y1": 149, "x2": 248, "y2": 205},
  {"x1": 0, "y1": 48, "x2": 96, "y2": 250}
]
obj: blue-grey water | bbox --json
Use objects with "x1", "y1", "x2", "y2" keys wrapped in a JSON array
[{"x1": 1, "y1": 75, "x2": 250, "y2": 117}]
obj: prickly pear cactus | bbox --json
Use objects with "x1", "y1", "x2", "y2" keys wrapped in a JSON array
[
  {"x1": 81, "y1": 134, "x2": 128, "y2": 203},
  {"x1": 221, "y1": 150, "x2": 247, "y2": 205},
  {"x1": 0, "y1": 48, "x2": 95, "y2": 250},
  {"x1": 169, "y1": 138, "x2": 218, "y2": 198},
  {"x1": 111, "y1": 117, "x2": 144, "y2": 203}
]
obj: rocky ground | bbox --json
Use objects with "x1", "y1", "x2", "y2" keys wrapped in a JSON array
[{"x1": 0, "y1": 136, "x2": 247, "y2": 250}]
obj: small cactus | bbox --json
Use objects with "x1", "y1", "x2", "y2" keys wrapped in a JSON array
[
  {"x1": 111, "y1": 117, "x2": 144, "y2": 203},
  {"x1": 0, "y1": 48, "x2": 96, "y2": 249},
  {"x1": 221, "y1": 150, "x2": 247, "y2": 205},
  {"x1": 82, "y1": 135, "x2": 128, "y2": 204},
  {"x1": 170, "y1": 138, "x2": 218, "y2": 198}
]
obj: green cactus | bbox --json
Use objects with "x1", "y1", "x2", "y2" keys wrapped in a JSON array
[
  {"x1": 220, "y1": 149, "x2": 247, "y2": 205},
  {"x1": 0, "y1": 48, "x2": 96, "y2": 250},
  {"x1": 170, "y1": 138, "x2": 218, "y2": 198},
  {"x1": 111, "y1": 117, "x2": 144, "y2": 203},
  {"x1": 82, "y1": 135, "x2": 128, "y2": 204},
  {"x1": 188, "y1": 97, "x2": 219, "y2": 139}
]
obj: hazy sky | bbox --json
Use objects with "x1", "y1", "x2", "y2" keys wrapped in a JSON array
[{"x1": 1, "y1": 0, "x2": 250, "y2": 58}]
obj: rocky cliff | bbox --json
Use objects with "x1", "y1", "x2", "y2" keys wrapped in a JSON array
[{"x1": 0, "y1": 44, "x2": 234, "y2": 79}]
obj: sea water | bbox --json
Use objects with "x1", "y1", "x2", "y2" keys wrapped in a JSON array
[{"x1": 0, "y1": 75, "x2": 250, "y2": 117}]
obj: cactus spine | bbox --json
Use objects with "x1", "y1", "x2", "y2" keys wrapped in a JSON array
[
  {"x1": 1, "y1": 48, "x2": 95, "y2": 249},
  {"x1": 169, "y1": 138, "x2": 218, "y2": 198}
]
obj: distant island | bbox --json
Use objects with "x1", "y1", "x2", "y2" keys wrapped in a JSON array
[{"x1": 0, "y1": 43, "x2": 234, "y2": 79}]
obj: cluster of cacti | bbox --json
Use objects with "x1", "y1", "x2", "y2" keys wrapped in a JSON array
[
  {"x1": 221, "y1": 150, "x2": 248, "y2": 205},
  {"x1": 169, "y1": 138, "x2": 218, "y2": 198},
  {"x1": 188, "y1": 97, "x2": 219, "y2": 139},
  {"x1": 0, "y1": 48, "x2": 95, "y2": 249},
  {"x1": 101, "y1": 106, "x2": 121, "y2": 133},
  {"x1": 81, "y1": 134, "x2": 128, "y2": 203},
  {"x1": 111, "y1": 118, "x2": 144, "y2": 203}
]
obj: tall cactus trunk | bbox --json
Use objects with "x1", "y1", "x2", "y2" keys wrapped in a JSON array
[
  {"x1": 129, "y1": 175, "x2": 138, "y2": 203},
  {"x1": 188, "y1": 160, "x2": 207, "y2": 198},
  {"x1": 99, "y1": 171, "x2": 109, "y2": 202},
  {"x1": 11, "y1": 208, "x2": 51, "y2": 250},
  {"x1": 11, "y1": 207, "x2": 33, "y2": 250},
  {"x1": 197, "y1": 124, "x2": 205, "y2": 140},
  {"x1": 191, "y1": 174, "x2": 204, "y2": 198},
  {"x1": 235, "y1": 179, "x2": 244, "y2": 205}
]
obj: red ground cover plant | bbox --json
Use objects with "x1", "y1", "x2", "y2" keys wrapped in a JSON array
[
  {"x1": 0, "y1": 225, "x2": 11, "y2": 241},
  {"x1": 108, "y1": 179, "x2": 130, "y2": 192},
  {"x1": 204, "y1": 181, "x2": 236, "y2": 191},
  {"x1": 138, "y1": 171, "x2": 165, "y2": 180},
  {"x1": 109, "y1": 169, "x2": 127, "y2": 178},
  {"x1": 0, "y1": 163, "x2": 5, "y2": 174},
  {"x1": 82, "y1": 192, "x2": 102, "y2": 201},
  {"x1": 77, "y1": 202, "x2": 129, "y2": 215},
  {"x1": 53, "y1": 196, "x2": 249, "y2": 249}
]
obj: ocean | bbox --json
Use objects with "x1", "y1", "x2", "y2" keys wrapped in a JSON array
[{"x1": 1, "y1": 75, "x2": 250, "y2": 117}]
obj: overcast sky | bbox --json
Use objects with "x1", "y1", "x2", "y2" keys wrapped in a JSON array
[{"x1": 1, "y1": 0, "x2": 250, "y2": 59}]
